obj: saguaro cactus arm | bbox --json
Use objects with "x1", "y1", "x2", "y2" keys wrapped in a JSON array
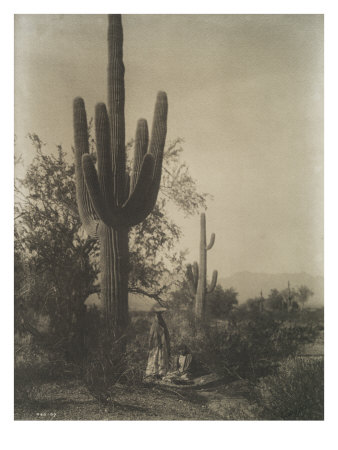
[
  {"x1": 82, "y1": 152, "x2": 155, "y2": 224},
  {"x1": 192, "y1": 261, "x2": 199, "y2": 288},
  {"x1": 186, "y1": 262, "x2": 199, "y2": 297},
  {"x1": 186, "y1": 264, "x2": 196, "y2": 296},
  {"x1": 145, "y1": 92, "x2": 168, "y2": 207},
  {"x1": 82, "y1": 153, "x2": 119, "y2": 225},
  {"x1": 73, "y1": 97, "x2": 99, "y2": 236},
  {"x1": 206, "y1": 233, "x2": 215, "y2": 250},
  {"x1": 74, "y1": 94, "x2": 167, "y2": 231},
  {"x1": 207, "y1": 270, "x2": 218, "y2": 294},
  {"x1": 131, "y1": 119, "x2": 149, "y2": 193},
  {"x1": 74, "y1": 104, "x2": 167, "y2": 231}
]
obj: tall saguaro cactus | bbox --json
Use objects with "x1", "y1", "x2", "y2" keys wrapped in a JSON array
[
  {"x1": 186, "y1": 213, "x2": 218, "y2": 320},
  {"x1": 73, "y1": 15, "x2": 168, "y2": 336}
]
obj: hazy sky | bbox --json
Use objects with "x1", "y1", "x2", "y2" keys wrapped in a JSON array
[{"x1": 14, "y1": 14, "x2": 323, "y2": 277}]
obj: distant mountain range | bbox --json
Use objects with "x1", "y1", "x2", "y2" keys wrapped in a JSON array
[
  {"x1": 219, "y1": 272, "x2": 324, "y2": 307},
  {"x1": 86, "y1": 272, "x2": 324, "y2": 311}
]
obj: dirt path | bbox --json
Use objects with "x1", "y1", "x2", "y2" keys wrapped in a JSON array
[
  {"x1": 194, "y1": 380, "x2": 253, "y2": 419},
  {"x1": 15, "y1": 376, "x2": 256, "y2": 420},
  {"x1": 15, "y1": 380, "x2": 222, "y2": 420}
]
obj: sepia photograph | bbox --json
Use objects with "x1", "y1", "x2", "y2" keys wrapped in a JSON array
[{"x1": 14, "y1": 13, "x2": 324, "y2": 421}]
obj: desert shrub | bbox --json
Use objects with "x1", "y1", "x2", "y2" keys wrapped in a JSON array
[
  {"x1": 252, "y1": 357, "x2": 324, "y2": 420},
  {"x1": 14, "y1": 305, "x2": 129, "y2": 405},
  {"x1": 297, "y1": 308, "x2": 324, "y2": 328},
  {"x1": 121, "y1": 312, "x2": 153, "y2": 385},
  {"x1": 82, "y1": 310, "x2": 154, "y2": 398},
  {"x1": 15, "y1": 308, "x2": 153, "y2": 405},
  {"x1": 206, "y1": 285, "x2": 238, "y2": 319},
  {"x1": 14, "y1": 305, "x2": 103, "y2": 403},
  {"x1": 83, "y1": 342, "x2": 127, "y2": 403},
  {"x1": 14, "y1": 333, "x2": 79, "y2": 405},
  {"x1": 164, "y1": 308, "x2": 320, "y2": 381}
]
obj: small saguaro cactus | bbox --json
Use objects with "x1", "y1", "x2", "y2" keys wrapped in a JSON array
[
  {"x1": 283, "y1": 281, "x2": 294, "y2": 312},
  {"x1": 287, "y1": 281, "x2": 293, "y2": 311},
  {"x1": 186, "y1": 213, "x2": 218, "y2": 320},
  {"x1": 259, "y1": 290, "x2": 264, "y2": 313},
  {"x1": 73, "y1": 15, "x2": 168, "y2": 337}
]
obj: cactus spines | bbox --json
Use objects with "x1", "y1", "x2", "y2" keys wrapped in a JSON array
[
  {"x1": 186, "y1": 213, "x2": 218, "y2": 320},
  {"x1": 73, "y1": 15, "x2": 168, "y2": 335}
]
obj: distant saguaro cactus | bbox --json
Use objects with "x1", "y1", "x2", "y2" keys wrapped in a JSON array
[
  {"x1": 186, "y1": 213, "x2": 218, "y2": 320},
  {"x1": 259, "y1": 290, "x2": 264, "y2": 313},
  {"x1": 73, "y1": 15, "x2": 168, "y2": 337}
]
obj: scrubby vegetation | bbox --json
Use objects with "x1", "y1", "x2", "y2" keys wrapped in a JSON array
[
  {"x1": 165, "y1": 289, "x2": 321, "y2": 380},
  {"x1": 252, "y1": 357, "x2": 324, "y2": 420},
  {"x1": 15, "y1": 301, "x2": 323, "y2": 420}
]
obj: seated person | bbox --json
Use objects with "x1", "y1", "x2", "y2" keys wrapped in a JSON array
[
  {"x1": 176, "y1": 344, "x2": 193, "y2": 378},
  {"x1": 162, "y1": 344, "x2": 211, "y2": 384}
]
